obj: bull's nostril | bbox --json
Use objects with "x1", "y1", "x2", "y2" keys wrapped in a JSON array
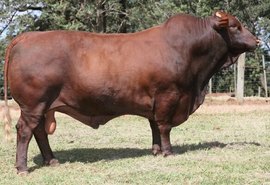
[{"x1": 256, "y1": 39, "x2": 261, "y2": 46}]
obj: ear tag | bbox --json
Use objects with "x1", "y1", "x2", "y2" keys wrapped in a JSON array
[{"x1": 215, "y1": 12, "x2": 222, "y2": 18}]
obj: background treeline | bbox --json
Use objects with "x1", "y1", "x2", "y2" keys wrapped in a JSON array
[{"x1": 0, "y1": 0, "x2": 270, "y2": 97}]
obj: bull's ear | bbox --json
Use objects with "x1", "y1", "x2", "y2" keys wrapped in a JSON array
[{"x1": 212, "y1": 11, "x2": 229, "y2": 30}]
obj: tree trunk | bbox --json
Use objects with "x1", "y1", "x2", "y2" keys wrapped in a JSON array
[
  {"x1": 119, "y1": 0, "x2": 127, "y2": 33},
  {"x1": 96, "y1": 0, "x2": 106, "y2": 33}
]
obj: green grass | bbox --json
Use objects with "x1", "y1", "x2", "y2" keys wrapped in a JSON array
[{"x1": 1, "y1": 109, "x2": 270, "y2": 184}]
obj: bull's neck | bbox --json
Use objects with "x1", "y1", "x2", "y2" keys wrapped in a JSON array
[
  {"x1": 164, "y1": 16, "x2": 229, "y2": 91},
  {"x1": 191, "y1": 31, "x2": 228, "y2": 89}
]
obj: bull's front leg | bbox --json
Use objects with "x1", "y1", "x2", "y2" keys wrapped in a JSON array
[
  {"x1": 158, "y1": 123, "x2": 173, "y2": 156},
  {"x1": 150, "y1": 89, "x2": 179, "y2": 156},
  {"x1": 149, "y1": 119, "x2": 173, "y2": 156},
  {"x1": 149, "y1": 119, "x2": 161, "y2": 155}
]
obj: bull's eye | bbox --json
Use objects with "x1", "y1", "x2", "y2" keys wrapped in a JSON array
[
  {"x1": 237, "y1": 26, "x2": 242, "y2": 31},
  {"x1": 229, "y1": 25, "x2": 241, "y2": 32}
]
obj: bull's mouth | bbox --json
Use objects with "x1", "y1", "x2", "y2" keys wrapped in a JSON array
[
  {"x1": 230, "y1": 44, "x2": 257, "y2": 56},
  {"x1": 246, "y1": 43, "x2": 258, "y2": 52},
  {"x1": 246, "y1": 39, "x2": 260, "y2": 52}
]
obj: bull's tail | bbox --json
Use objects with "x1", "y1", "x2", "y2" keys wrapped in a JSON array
[
  {"x1": 3, "y1": 98, "x2": 12, "y2": 141},
  {"x1": 3, "y1": 39, "x2": 13, "y2": 141}
]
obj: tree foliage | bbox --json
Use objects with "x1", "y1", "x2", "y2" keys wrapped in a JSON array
[{"x1": 0, "y1": 0, "x2": 270, "y2": 97}]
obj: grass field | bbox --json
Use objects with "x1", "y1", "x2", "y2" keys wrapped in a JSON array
[{"x1": 0, "y1": 99, "x2": 270, "y2": 184}]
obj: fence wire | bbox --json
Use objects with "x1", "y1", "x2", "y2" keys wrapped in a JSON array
[{"x1": 209, "y1": 59, "x2": 270, "y2": 97}]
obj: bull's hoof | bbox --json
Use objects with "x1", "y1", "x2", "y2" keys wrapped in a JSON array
[
  {"x1": 152, "y1": 149, "x2": 162, "y2": 156},
  {"x1": 17, "y1": 170, "x2": 29, "y2": 176},
  {"x1": 44, "y1": 158, "x2": 60, "y2": 167},
  {"x1": 152, "y1": 144, "x2": 162, "y2": 156},
  {"x1": 162, "y1": 151, "x2": 174, "y2": 157}
]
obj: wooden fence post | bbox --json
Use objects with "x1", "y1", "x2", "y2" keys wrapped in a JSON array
[
  {"x1": 236, "y1": 53, "x2": 246, "y2": 102},
  {"x1": 208, "y1": 78, "x2": 212, "y2": 94},
  {"x1": 262, "y1": 55, "x2": 268, "y2": 97}
]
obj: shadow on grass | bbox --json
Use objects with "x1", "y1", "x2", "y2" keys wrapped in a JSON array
[
  {"x1": 174, "y1": 141, "x2": 261, "y2": 154},
  {"x1": 30, "y1": 141, "x2": 261, "y2": 172}
]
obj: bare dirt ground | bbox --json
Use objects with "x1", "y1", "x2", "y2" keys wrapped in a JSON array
[
  {"x1": 197, "y1": 94, "x2": 270, "y2": 114},
  {"x1": 1, "y1": 94, "x2": 270, "y2": 119}
]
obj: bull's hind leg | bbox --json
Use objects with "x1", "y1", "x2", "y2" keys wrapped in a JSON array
[
  {"x1": 15, "y1": 113, "x2": 36, "y2": 174},
  {"x1": 33, "y1": 116, "x2": 59, "y2": 167},
  {"x1": 16, "y1": 110, "x2": 58, "y2": 174}
]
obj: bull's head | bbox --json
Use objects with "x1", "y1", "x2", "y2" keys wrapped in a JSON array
[{"x1": 211, "y1": 11, "x2": 259, "y2": 57}]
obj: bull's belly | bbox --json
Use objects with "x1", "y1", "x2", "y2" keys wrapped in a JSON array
[
  {"x1": 45, "y1": 105, "x2": 118, "y2": 134},
  {"x1": 53, "y1": 91, "x2": 154, "y2": 120},
  {"x1": 52, "y1": 106, "x2": 118, "y2": 128},
  {"x1": 45, "y1": 99, "x2": 155, "y2": 134}
]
